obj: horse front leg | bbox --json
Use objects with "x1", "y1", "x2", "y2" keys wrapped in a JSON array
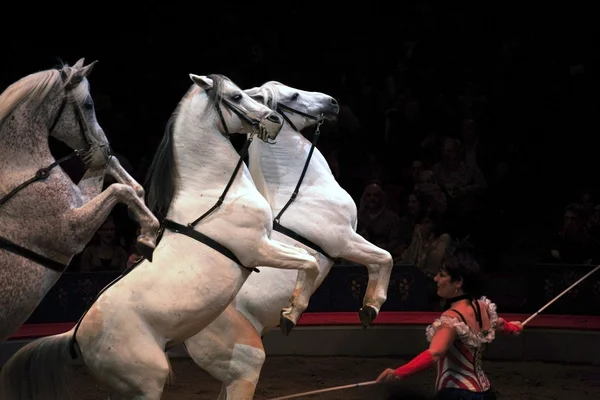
[
  {"x1": 250, "y1": 240, "x2": 320, "y2": 336},
  {"x1": 107, "y1": 157, "x2": 145, "y2": 199},
  {"x1": 338, "y1": 231, "x2": 393, "y2": 326},
  {"x1": 77, "y1": 166, "x2": 107, "y2": 202},
  {"x1": 65, "y1": 183, "x2": 159, "y2": 261}
]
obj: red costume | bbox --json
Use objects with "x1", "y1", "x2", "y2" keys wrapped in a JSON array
[{"x1": 393, "y1": 296, "x2": 522, "y2": 398}]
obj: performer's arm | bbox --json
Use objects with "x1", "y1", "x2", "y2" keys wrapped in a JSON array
[{"x1": 376, "y1": 324, "x2": 456, "y2": 382}]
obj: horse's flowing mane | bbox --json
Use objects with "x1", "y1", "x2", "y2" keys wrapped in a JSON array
[
  {"x1": 250, "y1": 81, "x2": 282, "y2": 109},
  {"x1": 144, "y1": 74, "x2": 229, "y2": 221},
  {"x1": 0, "y1": 63, "x2": 90, "y2": 136}
]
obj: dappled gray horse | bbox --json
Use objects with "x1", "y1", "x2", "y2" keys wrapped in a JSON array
[{"x1": 0, "y1": 58, "x2": 159, "y2": 343}]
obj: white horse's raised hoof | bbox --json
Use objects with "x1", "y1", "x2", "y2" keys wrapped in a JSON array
[
  {"x1": 135, "y1": 235, "x2": 156, "y2": 261},
  {"x1": 359, "y1": 304, "x2": 379, "y2": 327},
  {"x1": 280, "y1": 308, "x2": 296, "y2": 336}
]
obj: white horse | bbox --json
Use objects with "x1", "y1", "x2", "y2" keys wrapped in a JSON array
[
  {"x1": 0, "y1": 74, "x2": 323, "y2": 400},
  {"x1": 0, "y1": 58, "x2": 159, "y2": 344},
  {"x1": 183, "y1": 81, "x2": 394, "y2": 400}
]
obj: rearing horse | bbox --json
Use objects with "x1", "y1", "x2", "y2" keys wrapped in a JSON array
[
  {"x1": 0, "y1": 74, "x2": 322, "y2": 400},
  {"x1": 0, "y1": 59, "x2": 160, "y2": 343},
  {"x1": 184, "y1": 81, "x2": 394, "y2": 400}
]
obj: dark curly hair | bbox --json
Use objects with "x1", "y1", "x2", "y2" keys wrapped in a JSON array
[{"x1": 442, "y1": 237, "x2": 483, "y2": 296}]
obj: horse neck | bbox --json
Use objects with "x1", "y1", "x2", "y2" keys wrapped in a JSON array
[
  {"x1": 0, "y1": 107, "x2": 53, "y2": 171},
  {"x1": 248, "y1": 124, "x2": 329, "y2": 206},
  {"x1": 172, "y1": 110, "x2": 247, "y2": 201}
]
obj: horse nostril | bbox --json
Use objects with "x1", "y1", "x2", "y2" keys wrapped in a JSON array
[
  {"x1": 267, "y1": 113, "x2": 282, "y2": 124},
  {"x1": 330, "y1": 98, "x2": 339, "y2": 106}
]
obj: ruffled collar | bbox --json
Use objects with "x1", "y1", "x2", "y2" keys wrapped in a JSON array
[{"x1": 426, "y1": 296, "x2": 499, "y2": 347}]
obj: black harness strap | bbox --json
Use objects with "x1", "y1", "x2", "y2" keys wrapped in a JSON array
[
  {"x1": 270, "y1": 106, "x2": 335, "y2": 261},
  {"x1": 271, "y1": 222, "x2": 333, "y2": 260},
  {"x1": 0, "y1": 151, "x2": 81, "y2": 208},
  {"x1": 161, "y1": 137, "x2": 258, "y2": 274},
  {"x1": 0, "y1": 236, "x2": 67, "y2": 272},
  {"x1": 162, "y1": 219, "x2": 247, "y2": 268},
  {"x1": 0, "y1": 75, "x2": 98, "y2": 273},
  {"x1": 187, "y1": 137, "x2": 253, "y2": 228},
  {"x1": 162, "y1": 89, "x2": 263, "y2": 273}
]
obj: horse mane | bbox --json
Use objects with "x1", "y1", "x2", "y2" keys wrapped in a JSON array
[
  {"x1": 253, "y1": 81, "x2": 282, "y2": 109},
  {"x1": 0, "y1": 62, "x2": 90, "y2": 136},
  {"x1": 144, "y1": 99, "x2": 184, "y2": 222},
  {"x1": 145, "y1": 74, "x2": 230, "y2": 221}
]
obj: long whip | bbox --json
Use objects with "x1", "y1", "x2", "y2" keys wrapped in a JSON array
[
  {"x1": 268, "y1": 264, "x2": 600, "y2": 399},
  {"x1": 266, "y1": 380, "x2": 378, "y2": 400},
  {"x1": 522, "y1": 263, "x2": 600, "y2": 326}
]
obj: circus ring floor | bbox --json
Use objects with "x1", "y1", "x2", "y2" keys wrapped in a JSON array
[{"x1": 2, "y1": 312, "x2": 600, "y2": 399}]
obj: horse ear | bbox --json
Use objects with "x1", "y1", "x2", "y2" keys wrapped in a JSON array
[
  {"x1": 73, "y1": 58, "x2": 85, "y2": 69},
  {"x1": 245, "y1": 87, "x2": 268, "y2": 105},
  {"x1": 190, "y1": 74, "x2": 213, "y2": 91},
  {"x1": 76, "y1": 60, "x2": 98, "y2": 78}
]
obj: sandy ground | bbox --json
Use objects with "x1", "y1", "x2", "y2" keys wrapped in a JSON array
[{"x1": 65, "y1": 356, "x2": 600, "y2": 400}]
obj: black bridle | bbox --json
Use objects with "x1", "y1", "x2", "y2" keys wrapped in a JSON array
[
  {"x1": 161, "y1": 88, "x2": 278, "y2": 272},
  {"x1": 0, "y1": 73, "x2": 111, "y2": 209},
  {"x1": 211, "y1": 89, "x2": 272, "y2": 141},
  {"x1": 276, "y1": 102, "x2": 322, "y2": 132}
]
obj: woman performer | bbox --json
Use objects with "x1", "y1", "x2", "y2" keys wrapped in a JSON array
[{"x1": 376, "y1": 243, "x2": 523, "y2": 399}]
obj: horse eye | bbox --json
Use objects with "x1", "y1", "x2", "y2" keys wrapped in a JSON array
[
  {"x1": 84, "y1": 102, "x2": 94, "y2": 110},
  {"x1": 232, "y1": 94, "x2": 242, "y2": 101},
  {"x1": 292, "y1": 93, "x2": 299, "y2": 100}
]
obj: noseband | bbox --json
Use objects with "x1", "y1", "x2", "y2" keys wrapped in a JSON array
[
  {"x1": 209, "y1": 89, "x2": 272, "y2": 142},
  {"x1": 276, "y1": 102, "x2": 322, "y2": 132}
]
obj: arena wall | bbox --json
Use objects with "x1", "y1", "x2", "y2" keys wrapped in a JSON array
[{"x1": 2, "y1": 312, "x2": 599, "y2": 367}]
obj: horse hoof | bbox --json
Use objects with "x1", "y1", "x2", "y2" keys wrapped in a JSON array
[
  {"x1": 136, "y1": 237, "x2": 156, "y2": 262},
  {"x1": 359, "y1": 305, "x2": 378, "y2": 327},
  {"x1": 280, "y1": 313, "x2": 296, "y2": 336}
]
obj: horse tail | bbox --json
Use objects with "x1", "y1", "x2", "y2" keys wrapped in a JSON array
[{"x1": 0, "y1": 329, "x2": 78, "y2": 400}]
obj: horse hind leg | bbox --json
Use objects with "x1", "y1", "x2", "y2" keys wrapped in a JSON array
[
  {"x1": 338, "y1": 231, "x2": 394, "y2": 326},
  {"x1": 98, "y1": 340, "x2": 171, "y2": 400},
  {"x1": 215, "y1": 344, "x2": 265, "y2": 400},
  {"x1": 185, "y1": 306, "x2": 266, "y2": 400}
]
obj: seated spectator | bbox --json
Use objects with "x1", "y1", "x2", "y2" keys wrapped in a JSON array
[
  {"x1": 431, "y1": 137, "x2": 486, "y2": 238},
  {"x1": 587, "y1": 205, "x2": 600, "y2": 241},
  {"x1": 394, "y1": 191, "x2": 433, "y2": 258},
  {"x1": 547, "y1": 203, "x2": 600, "y2": 265},
  {"x1": 400, "y1": 210, "x2": 451, "y2": 311},
  {"x1": 80, "y1": 215, "x2": 129, "y2": 272},
  {"x1": 401, "y1": 210, "x2": 451, "y2": 277},
  {"x1": 415, "y1": 169, "x2": 447, "y2": 215},
  {"x1": 431, "y1": 137, "x2": 487, "y2": 202},
  {"x1": 357, "y1": 183, "x2": 402, "y2": 257}
]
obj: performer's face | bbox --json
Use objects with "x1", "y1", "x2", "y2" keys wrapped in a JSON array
[{"x1": 434, "y1": 269, "x2": 462, "y2": 298}]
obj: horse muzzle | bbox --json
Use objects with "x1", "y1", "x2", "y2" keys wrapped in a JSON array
[
  {"x1": 80, "y1": 143, "x2": 112, "y2": 168},
  {"x1": 257, "y1": 113, "x2": 284, "y2": 142}
]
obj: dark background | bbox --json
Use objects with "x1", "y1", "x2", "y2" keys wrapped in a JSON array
[{"x1": 1, "y1": 2, "x2": 598, "y2": 269}]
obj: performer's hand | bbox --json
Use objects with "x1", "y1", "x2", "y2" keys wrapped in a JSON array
[
  {"x1": 508, "y1": 321, "x2": 523, "y2": 335},
  {"x1": 376, "y1": 368, "x2": 400, "y2": 383}
]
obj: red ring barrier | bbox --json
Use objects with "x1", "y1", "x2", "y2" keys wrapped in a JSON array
[{"x1": 9, "y1": 312, "x2": 600, "y2": 340}]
